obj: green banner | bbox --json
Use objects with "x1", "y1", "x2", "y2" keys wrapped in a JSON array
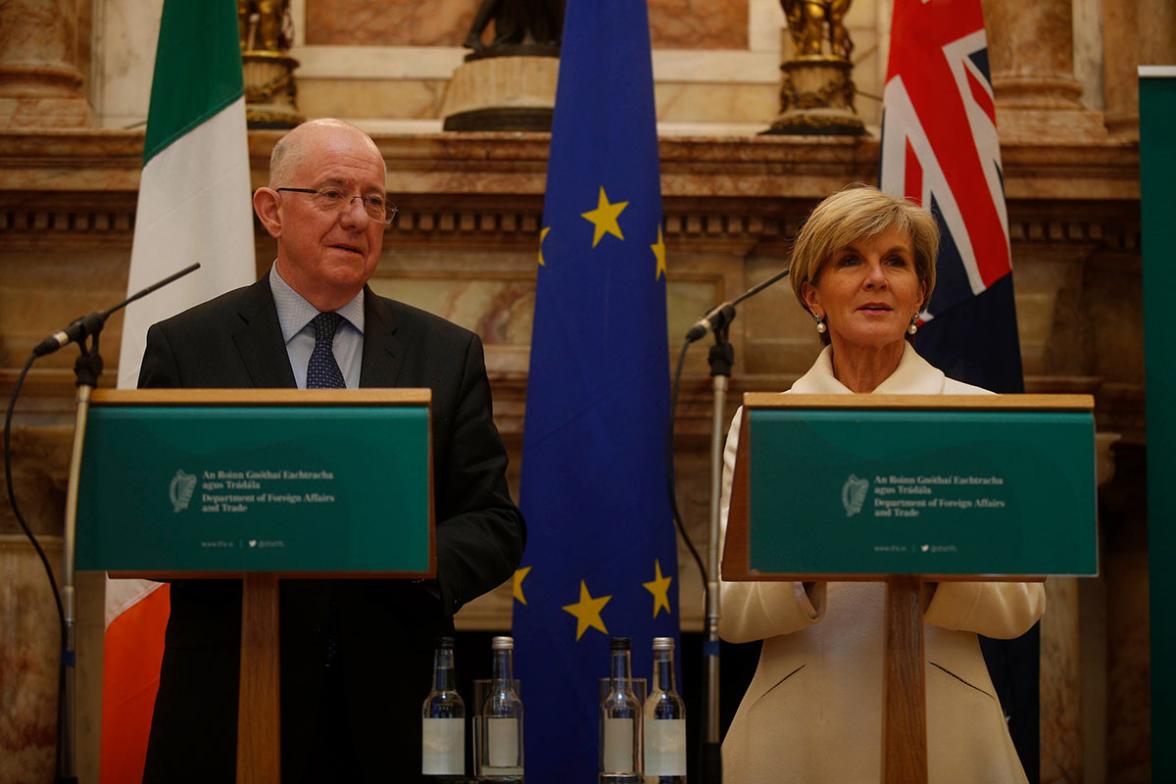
[
  {"x1": 1142, "y1": 67, "x2": 1176, "y2": 782},
  {"x1": 76, "y1": 406, "x2": 430, "y2": 574},
  {"x1": 748, "y1": 409, "x2": 1097, "y2": 575}
]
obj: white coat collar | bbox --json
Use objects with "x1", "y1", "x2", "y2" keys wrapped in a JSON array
[{"x1": 789, "y1": 343, "x2": 948, "y2": 394}]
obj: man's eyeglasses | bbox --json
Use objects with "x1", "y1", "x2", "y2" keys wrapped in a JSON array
[{"x1": 276, "y1": 187, "x2": 399, "y2": 226}]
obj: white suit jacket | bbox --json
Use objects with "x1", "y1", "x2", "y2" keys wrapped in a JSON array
[{"x1": 719, "y1": 344, "x2": 1045, "y2": 784}]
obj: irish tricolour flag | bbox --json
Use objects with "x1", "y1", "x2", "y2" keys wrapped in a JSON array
[{"x1": 104, "y1": 2, "x2": 254, "y2": 780}]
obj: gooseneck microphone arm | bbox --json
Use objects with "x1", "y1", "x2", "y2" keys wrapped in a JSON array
[
  {"x1": 684, "y1": 266, "x2": 793, "y2": 344},
  {"x1": 33, "y1": 262, "x2": 201, "y2": 357}
]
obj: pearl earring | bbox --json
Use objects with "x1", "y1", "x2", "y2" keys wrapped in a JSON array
[
  {"x1": 815, "y1": 316, "x2": 827, "y2": 334},
  {"x1": 907, "y1": 317, "x2": 918, "y2": 335}
]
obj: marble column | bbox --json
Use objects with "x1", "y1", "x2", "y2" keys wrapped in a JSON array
[
  {"x1": 0, "y1": 0, "x2": 92, "y2": 128},
  {"x1": 981, "y1": 0, "x2": 1105, "y2": 142},
  {"x1": 1103, "y1": 0, "x2": 1176, "y2": 139}
]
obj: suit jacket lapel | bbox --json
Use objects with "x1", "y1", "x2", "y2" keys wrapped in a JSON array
[
  {"x1": 358, "y1": 287, "x2": 403, "y2": 388},
  {"x1": 231, "y1": 276, "x2": 298, "y2": 388}
]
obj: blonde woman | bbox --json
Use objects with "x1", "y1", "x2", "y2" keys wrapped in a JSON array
[{"x1": 718, "y1": 185, "x2": 1044, "y2": 784}]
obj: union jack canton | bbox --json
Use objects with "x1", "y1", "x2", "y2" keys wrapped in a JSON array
[{"x1": 880, "y1": 0, "x2": 1011, "y2": 325}]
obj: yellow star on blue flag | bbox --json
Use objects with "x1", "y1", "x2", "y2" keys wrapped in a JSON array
[
  {"x1": 513, "y1": 565, "x2": 532, "y2": 605},
  {"x1": 651, "y1": 225, "x2": 667, "y2": 279},
  {"x1": 642, "y1": 559, "x2": 673, "y2": 618},
  {"x1": 561, "y1": 580, "x2": 612, "y2": 641},
  {"x1": 538, "y1": 227, "x2": 551, "y2": 266},
  {"x1": 581, "y1": 186, "x2": 628, "y2": 247}
]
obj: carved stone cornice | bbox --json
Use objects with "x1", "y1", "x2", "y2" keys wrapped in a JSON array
[
  {"x1": 1, "y1": 129, "x2": 1140, "y2": 197},
  {"x1": 0, "y1": 130, "x2": 1142, "y2": 250},
  {"x1": 0, "y1": 197, "x2": 1140, "y2": 257},
  {"x1": 0, "y1": 130, "x2": 143, "y2": 188}
]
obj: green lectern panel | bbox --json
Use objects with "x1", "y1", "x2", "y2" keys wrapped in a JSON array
[
  {"x1": 76, "y1": 406, "x2": 430, "y2": 573},
  {"x1": 748, "y1": 409, "x2": 1097, "y2": 576}
]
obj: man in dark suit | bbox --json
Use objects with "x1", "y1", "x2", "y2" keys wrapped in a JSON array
[{"x1": 138, "y1": 118, "x2": 525, "y2": 783}]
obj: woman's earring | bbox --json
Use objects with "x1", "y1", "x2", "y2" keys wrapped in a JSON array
[
  {"x1": 814, "y1": 315, "x2": 827, "y2": 334},
  {"x1": 907, "y1": 316, "x2": 918, "y2": 335}
]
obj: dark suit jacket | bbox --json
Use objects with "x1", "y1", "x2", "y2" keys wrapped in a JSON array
[{"x1": 138, "y1": 276, "x2": 525, "y2": 784}]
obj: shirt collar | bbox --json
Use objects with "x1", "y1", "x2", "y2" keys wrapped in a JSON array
[{"x1": 269, "y1": 262, "x2": 365, "y2": 343}]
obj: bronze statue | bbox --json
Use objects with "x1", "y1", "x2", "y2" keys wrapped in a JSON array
[
  {"x1": 767, "y1": 0, "x2": 863, "y2": 135},
  {"x1": 781, "y1": 0, "x2": 853, "y2": 60},
  {"x1": 238, "y1": 0, "x2": 292, "y2": 53},
  {"x1": 463, "y1": 0, "x2": 565, "y2": 57},
  {"x1": 236, "y1": 0, "x2": 302, "y2": 128}
]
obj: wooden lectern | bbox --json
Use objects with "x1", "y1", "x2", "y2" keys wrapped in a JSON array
[
  {"x1": 722, "y1": 393, "x2": 1098, "y2": 784},
  {"x1": 77, "y1": 389, "x2": 435, "y2": 784}
]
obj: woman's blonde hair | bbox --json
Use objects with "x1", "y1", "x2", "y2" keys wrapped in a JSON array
[{"x1": 789, "y1": 185, "x2": 940, "y2": 318}]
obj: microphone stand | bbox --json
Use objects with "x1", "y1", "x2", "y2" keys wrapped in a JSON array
[
  {"x1": 41, "y1": 263, "x2": 199, "y2": 782},
  {"x1": 701, "y1": 324, "x2": 733, "y2": 783},
  {"x1": 57, "y1": 331, "x2": 102, "y2": 783},
  {"x1": 691, "y1": 266, "x2": 790, "y2": 784}
]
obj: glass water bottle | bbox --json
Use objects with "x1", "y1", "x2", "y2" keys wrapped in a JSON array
[
  {"x1": 481, "y1": 635, "x2": 524, "y2": 781},
  {"x1": 643, "y1": 636, "x2": 686, "y2": 783},
  {"x1": 600, "y1": 636, "x2": 642, "y2": 782},
  {"x1": 421, "y1": 636, "x2": 465, "y2": 779}
]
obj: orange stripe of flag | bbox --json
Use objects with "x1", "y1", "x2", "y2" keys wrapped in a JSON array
[{"x1": 100, "y1": 584, "x2": 170, "y2": 784}]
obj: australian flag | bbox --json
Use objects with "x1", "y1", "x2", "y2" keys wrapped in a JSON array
[
  {"x1": 880, "y1": 0, "x2": 1024, "y2": 393},
  {"x1": 511, "y1": 2, "x2": 681, "y2": 783},
  {"x1": 880, "y1": 0, "x2": 1037, "y2": 778}
]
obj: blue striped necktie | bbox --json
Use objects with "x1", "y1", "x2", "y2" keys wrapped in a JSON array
[{"x1": 306, "y1": 312, "x2": 346, "y2": 389}]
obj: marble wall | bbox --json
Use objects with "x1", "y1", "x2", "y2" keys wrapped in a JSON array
[
  {"x1": 82, "y1": 0, "x2": 1165, "y2": 136},
  {"x1": 0, "y1": 538, "x2": 61, "y2": 784},
  {"x1": 305, "y1": 0, "x2": 479, "y2": 47},
  {"x1": 89, "y1": 0, "x2": 161, "y2": 130},
  {"x1": 87, "y1": 0, "x2": 894, "y2": 132},
  {"x1": 306, "y1": 0, "x2": 749, "y2": 49}
]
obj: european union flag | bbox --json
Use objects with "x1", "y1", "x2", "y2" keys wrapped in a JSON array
[{"x1": 512, "y1": 2, "x2": 680, "y2": 781}]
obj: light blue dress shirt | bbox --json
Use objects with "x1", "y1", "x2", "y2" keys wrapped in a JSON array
[{"x1": 268, "y1": 263, "x2": 365, "y2": 389}]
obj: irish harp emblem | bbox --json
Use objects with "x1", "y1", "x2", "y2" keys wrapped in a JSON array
[
  {"x1": 169, "y1": 469, "x2": 197, "y2": 513},
  {"x1": 841, "y1": 474, "x2": 869, "y2": 517}
]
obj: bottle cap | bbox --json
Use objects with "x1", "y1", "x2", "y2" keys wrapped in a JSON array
[
  {"x1": 610, "y1": 636, "x2": 631, "y2": 651},
  {"x1": 652, "y1": 636, "x2": 675, "y2": 651},
  {"x1": 437, "y1": 636, "x2": 455, "y2": 649},
  {"x1": 491, "y1": 635, "x2": 514, "y2": 651}
]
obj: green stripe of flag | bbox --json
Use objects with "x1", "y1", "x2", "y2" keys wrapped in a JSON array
[{"x1": 143, "y1": 0, "x2": 245, "y2": 166}]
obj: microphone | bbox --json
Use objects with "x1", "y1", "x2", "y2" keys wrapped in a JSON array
[
  {"x1": 682, "y1": 267, "x2": 791, "y2": 344},
  {"x1": 29, "y1": 262, "x2": 201, "y2": 358},
  {"x1": 33, "y1": 314, "x2": 105, "y2": 357},
  {"x1": 685, "y1": 303, "x2": 736, "y2": 343}
]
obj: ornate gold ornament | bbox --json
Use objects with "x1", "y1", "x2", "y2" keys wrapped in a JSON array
[
  {"x1": 782, "y1": 0, "x2": 853, "y2": 59},
  {"x1": 766, "y1": 0, "x2": 864, "y2": 136},
  {"x1": 238, "y1": 0, "x2": 304, "y2": 129}
]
